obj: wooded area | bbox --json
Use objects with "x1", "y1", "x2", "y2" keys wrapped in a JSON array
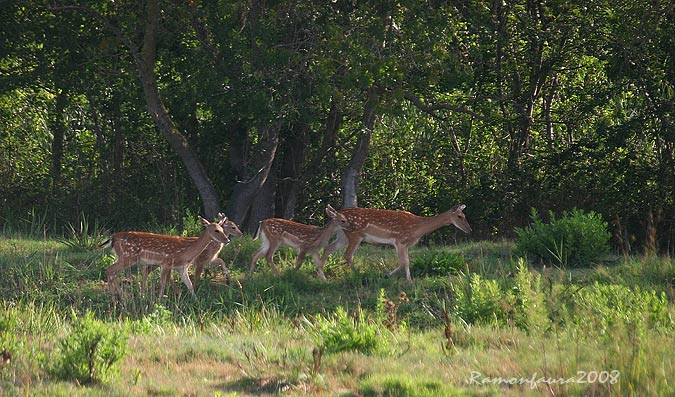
[{"x1": 1, "y1": 0, "x2": 673, "y2": 252}]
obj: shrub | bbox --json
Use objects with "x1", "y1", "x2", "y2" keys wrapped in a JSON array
[
  {"x1": 515, "y1": 208, "x2": 611, "y2": 267},
  {"x1": 509, "y1": 259, "x2": 549, "y2": 333},
  {"x1": 411, "y1": 251, "x2": 465, "y2": 277},
  {"x1": 48, "y1": 311, "x2": 128, "y2": 384},
  {"x1": 454, "y1": 273, "x2": 507, "y2": 326},
  {"x1": 312, "y1": 306, "x2": 385, "y2": 354}
]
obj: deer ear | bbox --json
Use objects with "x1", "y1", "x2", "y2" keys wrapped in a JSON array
[
  {"x1": 199, "y1": 216, "x2": 210, "y2": 226},
  {"x1": 451, "y1": 204, "x2": 466, "y2": 212},
  {"x1": 217, "y1": 212, "x2": 228, "y2": 223},
  {"x1": 325, "y1": 205, "x2": 337, "y2": 217}
]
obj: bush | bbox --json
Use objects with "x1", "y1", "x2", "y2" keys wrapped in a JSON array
[
  {"x1": 312, "y1": 306, "x2": 385, "y2": 354},
  {"x1": 515, "y1": 208, "x2": 611, "y2": 267},
  {"x1": 454, "y1": 273, "x2": 507, "y2": 326},
  {"x1": 48, "y1": 311, "x2": 128, "y2": 384}
]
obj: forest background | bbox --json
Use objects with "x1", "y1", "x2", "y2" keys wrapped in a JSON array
[{"x1": 1, "y1": 0, "x2": 674, "y2": 253}]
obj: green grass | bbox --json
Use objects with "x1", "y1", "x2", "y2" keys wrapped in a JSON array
[{"x1": 0, "y1": 234, "x2": 674, "y2": 396}]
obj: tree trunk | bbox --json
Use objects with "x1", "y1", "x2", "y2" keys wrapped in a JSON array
[
  {"x1": 342, "y1": 87, "x2": 380, "y2": 208},
  {"x1": 50, "y1": 89, "x2": 68, "y2": 191},
  {"x1": 226, "y1": 123, "x2": 280, "y2": 231},
  {"x1": 136, "y1": 0, "x2": 220, "y2": 219}
]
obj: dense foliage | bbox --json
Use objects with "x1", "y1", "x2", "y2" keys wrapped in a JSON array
[
  {"x1": 1, "y1": 0, "x2": 674, "y2": 253},
  {"x1": 515, "y1": 208, "x2": 612, "y2": 267}
]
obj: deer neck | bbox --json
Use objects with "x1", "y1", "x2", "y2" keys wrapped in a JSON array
[
  {"x1": 179, "y1": 230, "x2": 216, "y2": 262},
  {"x1": 414, "y1": 211, "x2": 454, "y2": 238},
  {"x1": 312, "y1": 221, "x2": 339, "y2": 245}
]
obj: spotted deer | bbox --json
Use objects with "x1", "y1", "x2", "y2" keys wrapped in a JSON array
[
  {"x1": 249, "y1": 205, "x2": 352, "y2": 280},
  {"x1": 320, "y1": 204, "x2": 472, "y2": 281},
  {"x1": 102, "y1": 216, "x2": 230, "y2": 302},
  {"x1": 140, "y1": 213, "x2": 243, "y2": 288}
]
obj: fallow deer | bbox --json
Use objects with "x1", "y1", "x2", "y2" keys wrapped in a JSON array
[
  {"x1": 320, "y1": 204, "x2": 472, "y2": 281},
  {"x1": 140, "y1": 213, "x2": 243, "y2": 289},
  {"x1": 249, "y1": 205, "x2": 352, "y2": 280},
  {"x1": 102, "y1": 216, "x2": 230, "y2": 302}
]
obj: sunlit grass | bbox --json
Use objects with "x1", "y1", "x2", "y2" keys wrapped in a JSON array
[{"x1": 1, "y1": 237, "x2": 674, "y2": 396}]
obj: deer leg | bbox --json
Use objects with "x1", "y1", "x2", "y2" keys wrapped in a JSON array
[
  {"x1": 141, "y1": 264, "x2": 158, "y2": 293},
  {"x1": 249, "y1": 236, "x2": 271, "y2": 277},
  {"x1": 265, "y1": 240, "x2": 282, "y2": 276},
  {"x1": 320, "y1": 230, "x2": 348, "y2": 263},
  {"x1": 212, "y1": 258, "x2": 230, "y2": 284},
  {"x1": 311, "y1": 250, "x2": 328, "y2": 281},
  {"x1": 177, "y1": 266, "x2": 197, "y2": 299},
  {"x1": 342, "y1": 236, "x2": 363, "y2": 270},
  {"x1": 106, "y1": 258, "x2": 131, "y2": 303},
  {"x1": 158, "y1": 266, "x2": 172, "y2": 298},
  {"x1": 389, "y1": 243, "x2": 412, "y2": 281},
  {"x1": 293, "y1": 251, "x2": 307, "y2": 270},
  {"x1": 193, "y1": 261, "x2": 205, "y2": 286}
]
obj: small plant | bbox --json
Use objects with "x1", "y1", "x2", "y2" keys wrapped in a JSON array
[
  {"x1": 0, "y1": 309, "x2": 18, "y2": 366},
  {"x1": 59, "y1": 212, "x2": 108, "y2": 250},
  {"x1": 312, "y1": 306, "x2": 385, "y2": 354},
  {"x1": 375, "y1": 289, "x2": 409, "y2": 330},
  {"x1": 515, "y1": 208, "x2": 611, "y2": 267},
  {"x1": 411, "y1": 251, "x2": 465, "y2": 277},
  {"x1": 181, "y1": 208, "x2": 203, "y2": 236},
  {"x1": 508, "y1": 259, "x2": 548, "y2": 333},
  {"x1": 48, "y1": 311, "x2": 128, "y2": 384}
]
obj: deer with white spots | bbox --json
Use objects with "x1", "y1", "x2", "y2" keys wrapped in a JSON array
[
  {"x1": 102, "y1": 216, "x2": 231, "y2": 302},
  {"x1": 249, "y1": 205, "x2": 352, "y2": 280},
  {"x1": 140, "y1": 213, "x2": 243, "y2": 289},
  {"x1": 320, "y1": 204, "x2": 472, "y2": 281}
]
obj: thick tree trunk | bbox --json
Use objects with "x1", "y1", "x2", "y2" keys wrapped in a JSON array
[
  {"x1": 136, "y1": 0, "x2": 220, "y2": 219},
  {"x1": 226, "y1": 124, "x2": 280, "y2": 231}
]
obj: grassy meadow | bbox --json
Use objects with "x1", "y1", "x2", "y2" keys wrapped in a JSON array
[{"x1": 0, "y1": 228, "x2": 674, "y2": 396}]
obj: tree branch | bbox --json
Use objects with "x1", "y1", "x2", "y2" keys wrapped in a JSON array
[{"x1": 403, "y1": 92, "x2": 490, "y2": 122}]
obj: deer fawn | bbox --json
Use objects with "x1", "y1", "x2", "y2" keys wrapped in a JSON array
[
  {"x1": 102, "y1": 215, "x2": 230, "y2": 302},
  {"x1": 140, "y1": 213, "x2": 243, "y2": 289},
  {"x1": 249, "y1": 205, "x2": 352, "y2": 280},
  {"x1": 320, "y1": 204, "x2": 472, "y2": 281}
]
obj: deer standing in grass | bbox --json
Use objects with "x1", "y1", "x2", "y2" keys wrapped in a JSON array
[
  {"x1": 320, "y1": 204, "x2": 472, "y2": 281},
  {"x1": 141, "y1": 213, "x2": 243, "y2": 289},
  {"x1": 103, "y1": 216, "x2": 231, "y2": 302},
  {"x1": 249, "y1": 205, "x2": 352, "y2": 280}
]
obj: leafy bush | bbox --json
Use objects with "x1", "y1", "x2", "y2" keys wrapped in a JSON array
[
  {"x1": 411, "y1": 251, "x2": 465, "y2": 277},
  {"x1": 48, "y1": 311, "x2": 128, "y2": 384},
  {"x1": 454, "y1": 273, "x2": 507, "y2": 326},
  {"x1": 515, "y1": 208, "x2": 611, "y2": 267},
  {"x1": 312, "y1": 306, "x2": 385, "y2": 354}
]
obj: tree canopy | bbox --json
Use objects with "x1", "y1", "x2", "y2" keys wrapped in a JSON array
[{"x1": 1, "y1": 0, "x2": 673, "y2": 252}]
